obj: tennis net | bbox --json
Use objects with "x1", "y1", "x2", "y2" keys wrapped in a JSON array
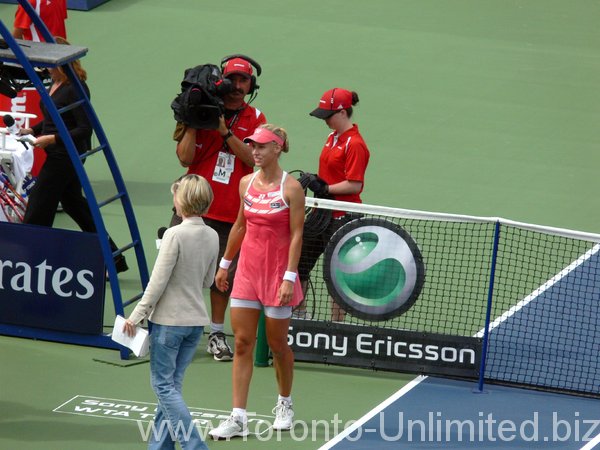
[{"x1": 289, "y1": 197, "x2": 600, "y2": 397}]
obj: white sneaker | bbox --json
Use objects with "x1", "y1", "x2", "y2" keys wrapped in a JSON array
[
  {"x1": 272, "y1": 399, "x2": 294, "y2": 430},
  {"x1": 209, "y1": 413, "x2": 248, "y2": 440},
  {"x1": 206, "y1": 331, "x2": 234, "y2": 361}
]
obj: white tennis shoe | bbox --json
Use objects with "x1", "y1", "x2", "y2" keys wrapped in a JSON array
[
  {"x1": 272, "y1": 399, "x2": 294, "y2": 430},
  {"x1": 209, "y1": 413, "x2": 248, "y2": 440}
]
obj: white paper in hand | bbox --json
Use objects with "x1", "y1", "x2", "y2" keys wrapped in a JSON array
[{"x1": 111, "y1": 315, "x2": 150, "y2": 357}]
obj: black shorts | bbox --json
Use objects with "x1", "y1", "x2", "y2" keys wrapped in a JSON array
[{"x1": 298, "y1": 214, "x2": 358, "y2": 280}]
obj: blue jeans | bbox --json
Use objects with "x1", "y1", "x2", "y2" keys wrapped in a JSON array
[{"x1": 148, "y1": 323, "x2": 208, "y2": 450}]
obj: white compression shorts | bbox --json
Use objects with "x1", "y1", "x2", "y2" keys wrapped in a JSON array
[{"x1": 230, "y1": 298, "x2": 292, "y2": 319}]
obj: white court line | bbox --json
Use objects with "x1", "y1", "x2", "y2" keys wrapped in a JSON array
[
  {"x1": 580, "y1": 433, "x2": 600, "y2": 450},
  {"x1": 320, "y1": 243, "x2": 600, "y2": 449},
  {"x1": 475, "y1": 243, "x2": 600, "y2": 338},
  {"x1": 317, "y1": 375, "x2": 428, "y2": 450},
  {"x1": 52, "y1": 394, "x2": 81, "y2": 412}
]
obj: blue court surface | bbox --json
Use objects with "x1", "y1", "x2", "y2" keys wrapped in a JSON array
[
  {"x1": 321, "y1": 376, "x2": 600, "y2": 449},
  {"x1": 484, "y1": 245, "x2": 600, "y2": 394},
  {"x1": 322, "y1": 245, "x2": 600, "y2": 449}
]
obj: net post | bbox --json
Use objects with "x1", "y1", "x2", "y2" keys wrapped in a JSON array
[
  {"x1": 475, "y1": 220, "x2": 501, "y2": 394},
  {"x1": 254, "y1": 310, "x2": 269, "y2": 367}
]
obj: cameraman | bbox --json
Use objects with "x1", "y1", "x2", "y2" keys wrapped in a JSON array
[{"x1": 173, "y1": 56, "x2": 266, "y2": 362}]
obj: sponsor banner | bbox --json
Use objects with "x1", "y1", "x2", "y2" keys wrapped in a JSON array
[
  {"x1": 0, "y1": 221, "x2": 105, "y2": 334},
  {"x1": 323, "y1": 218, "x2": 426, "y2": 321},
  {"x1": 289, "y1": 320, "x2": 482, "y2": 378}
]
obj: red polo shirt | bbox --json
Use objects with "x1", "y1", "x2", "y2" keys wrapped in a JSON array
[
  {"x1": 14, "y1": 0, "x2": 67, "y2": 41},
  {"x1": 318, "y1": 124, "x2": 370, "y2": 205},
  {"x1": 186, "y1": 104, "x2": 266, "y2": 223}
]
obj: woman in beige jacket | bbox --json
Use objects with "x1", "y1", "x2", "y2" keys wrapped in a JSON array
[{"x1": 124, "y1": 174, "x2": 218, "y2": 450}]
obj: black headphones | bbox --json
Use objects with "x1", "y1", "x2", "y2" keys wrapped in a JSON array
[{"x1": 220, "y1": 54, "x2": 262, "y2": 96}]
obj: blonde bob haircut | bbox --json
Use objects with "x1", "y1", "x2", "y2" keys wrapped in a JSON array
[{"x1": 171, "y1": 174, "x2": 213, "y2": 217}]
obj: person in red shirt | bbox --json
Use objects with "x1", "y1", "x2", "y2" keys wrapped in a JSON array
[
  {"x1": 13, "y1": 0, "x2": 67, "y2": 41},
  {"x1": 173, "y1": 55, "x2": 266, "y2": 361},
  {"x1": 296, "y1": 88, "x2": 370, "y2": 321}
]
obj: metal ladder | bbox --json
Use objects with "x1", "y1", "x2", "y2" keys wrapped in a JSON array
[{"x1": 0, "y1": 1, "x2": 149, "y2": 358}]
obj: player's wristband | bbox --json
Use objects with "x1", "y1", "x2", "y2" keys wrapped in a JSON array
[
  {"x1": 283, "y1": 271, "x2": 297, "y2": 283},
  {"x1": 219, "y1": 258, "x2": 232, "y2": 270}
]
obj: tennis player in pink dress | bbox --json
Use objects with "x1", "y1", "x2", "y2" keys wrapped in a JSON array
[
  {"x1": 210, "y1": 124, "x2": 305, "y2": 440},
  {"x1": 231, "y1": 169, "x2": 303, "y2": 307}
]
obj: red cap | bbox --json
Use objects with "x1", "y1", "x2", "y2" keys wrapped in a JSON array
[
  {"x1": 309, "y1": 88, "x2": 353, "y2": 119},
  {"x1": 223, "y1": 57, "x2": 253, "y2": 78}
]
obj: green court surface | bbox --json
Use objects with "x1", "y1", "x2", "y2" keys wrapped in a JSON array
[
  {"x1": 1, "y1": 335, "x2": 413, "y2": 449},
  {"x1": 1, "y1": 1, "x2": 599, "y2": 448}
]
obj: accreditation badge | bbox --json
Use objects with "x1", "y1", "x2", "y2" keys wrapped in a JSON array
[{"x1": 213, "y1": 152, "x2": 235, "y2": 184}]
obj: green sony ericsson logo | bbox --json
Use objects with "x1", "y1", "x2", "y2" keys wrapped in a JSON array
[{"x1": 324, "y1": 218, "x2": 425, "y2": 321}]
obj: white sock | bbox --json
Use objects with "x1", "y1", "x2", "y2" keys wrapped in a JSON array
[
  {"x1": 278, "y1": 395, "x2": 292, "y2": 405},
  {"x1": 210, "y1": 322, "x2": 224, "y2": 333},
  {"x1": 232, "y1": 408, "x2": 247, "y2": 423}
]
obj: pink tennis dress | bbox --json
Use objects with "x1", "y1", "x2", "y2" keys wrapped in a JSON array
[{"x1": 231, "y1": 172, "x2": 303, "y2": 307}]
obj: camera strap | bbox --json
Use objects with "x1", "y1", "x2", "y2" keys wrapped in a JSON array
[
  {"x1": 221, "y1": 109, "x2": 242, "y2": 153},
  {"x1": 213, "y1": 111, "x2": 242, "y2": 184}
]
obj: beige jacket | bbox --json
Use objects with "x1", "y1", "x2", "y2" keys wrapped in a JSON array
[{"x1": 128, "y1": 217, "x2": 218, "y2": 326}]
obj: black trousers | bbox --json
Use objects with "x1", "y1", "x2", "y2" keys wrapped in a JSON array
[
  {"x1": 24, "y1": 154, "x2": 120, "y2": 253},
  {"x1": 24, "y1": 154, "x2": 95, "y2": 230},
  {"x1": 298, "y1": 213, "x2": 361, "y2": 280}
]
